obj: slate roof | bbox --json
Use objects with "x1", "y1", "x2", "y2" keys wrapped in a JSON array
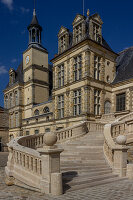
[
  {"x1": 113, "y1": 47, "x2": 133, "y2": 84},
  {"x1": 28, "y1": 9, "x2": 42, "y2": 30}
]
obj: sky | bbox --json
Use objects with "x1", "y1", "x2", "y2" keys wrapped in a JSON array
[{"x1": 0, "y1": 0, "x2": 133, "y2": 107}]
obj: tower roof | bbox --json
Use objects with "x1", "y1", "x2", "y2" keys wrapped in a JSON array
[{"x1": 28, "y1": 9, "x2": 42, "y2": 31}]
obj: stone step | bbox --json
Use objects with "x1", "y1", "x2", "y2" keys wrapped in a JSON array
[
  {"x1": 61, "y1": 152, "x2": 104, "y2": 156},
  {"x1": 61, "y1": 159, "x2": 107, "y2": 165},
  {"x1": 63, "y1": 173, "x2": 117, "y2": 186},
  {"x1": 61, "y1": 162, "x2": 109, "y2": 167},
  {"x1": 61, "y1": 165, "x2": 110, "y2": 172},
  {"x1": 61, "y1": 167, "x2": 113, "y2": 175},
  {"x1": 62, "y1": 168, "x2": 112, "y2": 179},
  {"x1": 63, "y1": 177, "x2": 127, "y2": 192}
]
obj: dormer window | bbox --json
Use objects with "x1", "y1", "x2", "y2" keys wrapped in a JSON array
[
  {"x1": 60, "y1": 36, "x2": 66, "y2": 53},
  {"x1": 93, "y1": 23, "x2": 100, "y2": 42},
  {"x1": 75, "y1": 24, "x2": 82, "y2": 43}
]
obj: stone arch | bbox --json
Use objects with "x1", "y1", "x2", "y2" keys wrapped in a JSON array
[{"x1": 43, "y1": 106, "x2": 50, "y2": 113}]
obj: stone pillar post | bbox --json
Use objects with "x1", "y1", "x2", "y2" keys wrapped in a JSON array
[
  {"x1": 38, "y1": 145, "x2": 63, "y2": 195},
  {"x1": 113, "y1": 147, "x2": 128, "y2": 177}
]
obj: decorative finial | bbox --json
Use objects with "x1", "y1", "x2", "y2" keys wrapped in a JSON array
[
  {"x1": 33, "y1": 8, "x2": 36, "y2": 16},
  {"x1": 33, "y1": 0, "x2": 36, "y2": 16},
  {"x1": 87, "y1": 9, "x2": 90, "y2": 16}
]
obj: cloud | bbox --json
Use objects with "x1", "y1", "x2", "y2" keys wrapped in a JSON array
[
  {"x1": 11, "y1": 58, "x2": 17, "y2": 63},
  {"x1": 20, "y1": 7, "x2": 30, "y2": 14},
  {"x1": 0, "y1": 66, "x2": 8, "y2": 75},
  {"x1": 1, "y1": 0, "x2": 13, "y2": 10}
]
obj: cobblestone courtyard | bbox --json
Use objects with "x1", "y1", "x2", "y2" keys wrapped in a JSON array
[{"x1": 1, "y1": 153, "x2": 133, "y2": 200}]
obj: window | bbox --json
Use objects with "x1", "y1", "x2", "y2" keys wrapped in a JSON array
[
  {"x1": 94, "y1": 89, "x2": 100, "y2": 115},
  {"x1": 58, "y1": 95, "x2": 64, "y2": 119},
  {"x1": 45, "y1": 128, "x2": 50, "y2": 133},
  {"x1": 94, "y1": 56, "x2": 101, "y2": 80},
  {"x1": 73, "y1": 89, "x2": 81, "y2": 116},
  {"x1": 35, "y1": 130, "x2": 39, "y2": 134},
  {"x1": 104, "y1": 101, "x2": 111, "y2": 114},
  {"x1": 93, "y1": 23, "x2": 100, "y2": 42},
  {"x1": 73, "y1": 55, "x2": 82, "y2": 81},
  {"x1": 15, "y1": 91, "x2": 18, "y2": 106},
  {"x1": 58, "y1": 64, "x2": 64, "y2": 87},
  {"x1": 60, "y1": 36, "x2": 66, "y2": 52},
  {"x1": 46, "y1": 116, "x2": 49, "y2": 121},
  {"x1": 43, "y1": 106, "x2": 50, "y2": 113},
  {"x1": 75, "y1": 24, "x2": 82, "y2": 43},
  {"x1": 15, "y1": 112, "x2": 19, "y2": 127},
  {"x1": 26, "y1": 131, "x2": 29, "y2": 135},
  {"x1": 5, "y1": 96, "x2": 8, "y2": 109},
  {"x1": 116, "y1": 93, "x2": 126, "y2": 112},
  {"x1": 34, "y1": 109, "x2": 39, "y2": 116}
]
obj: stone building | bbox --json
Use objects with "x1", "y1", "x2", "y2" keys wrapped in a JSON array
[
  {"x1": 3, "y1": 8, "x2": 133, "y2": 138},
  {"x1": 0, "y1": 106, "x2": 9, "y2": 151}
]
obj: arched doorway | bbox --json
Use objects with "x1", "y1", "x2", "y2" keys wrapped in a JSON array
[{"x1": 104, "y1": 101, "x2": 111, "y2": 114}]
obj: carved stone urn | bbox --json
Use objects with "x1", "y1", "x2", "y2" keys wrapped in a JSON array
[
  {"x1": 116, "y1": 135, "x2": 127, "y2": 145},
  {"x1": 44, "y1": 132, "x2": 57, "y2": 146}
]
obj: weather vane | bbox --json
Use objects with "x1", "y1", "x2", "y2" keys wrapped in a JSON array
[{"x1": 83, "y1": 0, "x2": 85, "y2": 16}]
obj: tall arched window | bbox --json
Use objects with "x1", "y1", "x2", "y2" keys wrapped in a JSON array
[
  {"x1": 104, "y1": 101, "x2": 111, "y2": 114},
  {"x1": 34, "y1": 109, "x2": 39, "y2": 116}
]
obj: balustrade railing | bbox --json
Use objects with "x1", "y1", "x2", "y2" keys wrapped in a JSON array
[{"x1": 103, "y1": 112, "x2": 133, "y2": 177}]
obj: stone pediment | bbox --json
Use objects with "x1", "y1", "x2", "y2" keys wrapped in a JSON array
[
  {"x1": 58, "y1": 26, "x2": 69, "y2": 36},
  {"x1": 72, "y1": 14, "x2": 85, "y2": 25},
  {"x1": 91, "y1": 13, "x2": 103, "y2": 25}
]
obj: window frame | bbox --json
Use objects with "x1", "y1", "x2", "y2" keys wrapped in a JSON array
[
  {"x1": 73, "y1": 89, "x2": 81, "y2": 116},
  {"x1": 116, "y1": 93, "x2": 126, "y2": 112}
]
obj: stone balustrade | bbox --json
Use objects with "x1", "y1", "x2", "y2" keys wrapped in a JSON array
[
  {"x1": 103, "y1": 113, "x2": 133, "y2": 177},
  {"x1": 5, "y1": 134, "x2": 64, "y2": 195},
  {"x1": 5, "y1": 121, "x2": 90, "y2": 195}
]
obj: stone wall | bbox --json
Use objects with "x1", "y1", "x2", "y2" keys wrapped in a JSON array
[{"x1": 0, "y1": 107, "x2": 9, "y2": 151}]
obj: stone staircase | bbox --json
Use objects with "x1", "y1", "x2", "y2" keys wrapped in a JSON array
[{"x1": 59, "y1": 131, "x2": 127, "y2": 193}]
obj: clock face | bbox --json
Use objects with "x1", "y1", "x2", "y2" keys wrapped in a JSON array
[{"x1": 26, "y1": 55, "x2": 30, "y2": 65}]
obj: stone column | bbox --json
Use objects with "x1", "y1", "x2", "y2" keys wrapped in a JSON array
[
  {"x1": 69, "y1": 91, "x2": 74, "y2": 117},
  {"x1": 100, "y1": 90, "x2": 105, "y2": 115},
  {"x1": 83, "y1": 86, "x2": 89, "y2": 114},
  {"x1": 90, "y1": 52, "x2": 94, "y2": 78},
  {"x1": 100, "y1": 57, "x2": 105, "y2": 82},
  {"x1": 84, "y1": 49, "x2": 90, "y2": 77},
  {"x1": 89, "y1": 87, "x2": 94, "y2": 115}
]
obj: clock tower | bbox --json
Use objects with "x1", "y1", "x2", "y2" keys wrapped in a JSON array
[{"x1": 23, "y1": 9, "x2": 49, "y2": 118}]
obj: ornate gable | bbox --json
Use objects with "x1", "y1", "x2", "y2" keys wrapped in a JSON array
[
  {"x1": 72, "y1": 14, "x2": 85, "y2": 26},
  {"x1": 90, "y1": 13, "x2": 103, "y2": 25},
  {"x1": 58, "y1": 26, "x2": 69, "y2": 36}
]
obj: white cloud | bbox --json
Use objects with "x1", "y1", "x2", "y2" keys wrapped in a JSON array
[
  {"x1": 0, "y1": 66, "x2": 8, "y2": 75},
  {"x1": 20, "y1": 7, "x2": 30, "y2": 14},
  {"x1": 11, "y1": 58, "x2": 17, "y2": 63},
  {"x1": 1, "y1": 0, "x2": 13, "y2": 10}
]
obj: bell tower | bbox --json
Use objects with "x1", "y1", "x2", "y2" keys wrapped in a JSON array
[
  {"x1": 28, "y1": 9, "x2": 42, "y2": 48},
  {"x1": 23, "y1": 7, "x2": 49, "y2": 119}
]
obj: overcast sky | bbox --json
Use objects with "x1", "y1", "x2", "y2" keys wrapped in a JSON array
[{"x1": 0, "y1": 0, "x2": 133, "y2": 106}]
